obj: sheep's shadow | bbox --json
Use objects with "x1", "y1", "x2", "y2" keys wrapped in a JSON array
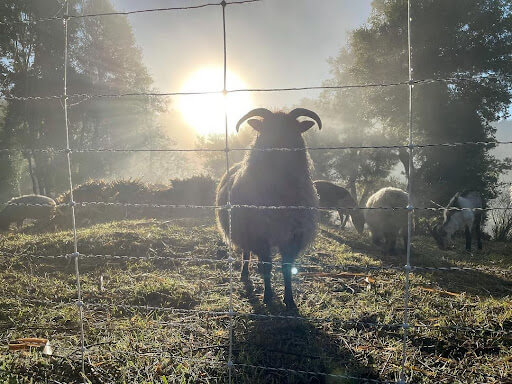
[
  {"x1": 319, "y1": 227, "x2": 512, "y2": 298},
  {"x1": 234, "y1": 274, "x2": 382, "y2": 383}
]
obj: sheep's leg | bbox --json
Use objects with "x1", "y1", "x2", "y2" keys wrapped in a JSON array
[
  {"x1": 464, "y1": 226, "x2": 472, "y2": 251},
  {"x1": 371, "y1": 231, "x2": 381, "y2": 245},
  {"x1": 338, "y1": 210, "x2": 348, "y2": 229},
  {"x1": 241, "y1": 251, "x2": 250, "y2": 282},
  {"x1": 256, "y1": 246, "x2": 273, "y2": 304},
  {"x1": 475, "y1": 214, "x2": 483, "y2": 250},
  {"x1": 280, "y1": 244, "x2": 299, "y2": 309},
  {"x1": 384, "y1": 232, "x2": 397, "y2": 254}
]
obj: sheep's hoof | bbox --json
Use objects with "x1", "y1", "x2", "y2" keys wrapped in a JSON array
[
  {"x1": 263, "y1": 291, "x2": 274, "y2": 304},
  {"x1": 284, "y1": 298, "x2": 297, "y2": 310}
]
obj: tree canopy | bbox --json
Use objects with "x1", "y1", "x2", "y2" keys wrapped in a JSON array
[
  {"x1": 313, "y1": 0, "x2": 511, "y2": 205},
  {"x1": 0, "y1": 0, "x2": 166, "y2": 200}
]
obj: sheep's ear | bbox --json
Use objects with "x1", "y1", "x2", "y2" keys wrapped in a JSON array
[
  {"x1": 247, "y1": 118, "x2": 264, "y2": 132},
  {"x1": 298, "y1": 120, "x2": 315, "y2": 133}
]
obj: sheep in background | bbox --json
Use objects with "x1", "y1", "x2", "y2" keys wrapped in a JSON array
[
  {"x1": 314, "y1": 180, "x2": 365, "y2": 234},
  {"x1": 216, "y1": 108, "x2": 322, "y2": 309},
  {"x1": 430, "y1": 191, "x2": 483, "y2": 251},
  {"x1": 364, "y1": 187, "x2": 409, "y2": 254},
  {"x1": 0, "y1": 195, "x2": 57, "y2": 231}
]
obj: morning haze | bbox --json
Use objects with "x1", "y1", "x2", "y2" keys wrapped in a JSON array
[{"x1": 1, "y1": 2, "x2": 512, "y2": 382}]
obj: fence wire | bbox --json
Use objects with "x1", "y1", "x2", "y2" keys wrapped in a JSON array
[
  {"x1": 62, "y1": 2, "x2": 87, "y2": 381},
  {"x1": 2, "y1": 250, "x2": 511, "y2": 275},
  {"x1": 1, "y1": 139, "x2": 512, "y2": 154},
  {"x1": 5, "y1": 298, "x2": 511, "y2": 337},
  {"x1": 2, "y1": 74, "x2": 511, "y2": 102},
  {"x1": 400, "y1": 2, "x2": 413, "y2": 382},
  {"x1": 0, "y1": 200, "x2": 510, "y2": 212},
  {"x1": 0, "y1": 0, "x2": 511, "y2": 383}
]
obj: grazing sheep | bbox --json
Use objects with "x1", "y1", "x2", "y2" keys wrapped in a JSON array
[
  {"x1": 364, "y1": 187, "x2": 409, "y2": 253},
  {"x1": 430, "y1": 191, "x2": 483, "y2": 251},
  {"x1": 314, "y1": 180, "x2": 365, "y2": 234},
  {"x1": 216, "y1": 108, "x2": 322, "y2": 308},
  {"x1": 0, "y1": 195, "x2": 56, "y2": 231}
]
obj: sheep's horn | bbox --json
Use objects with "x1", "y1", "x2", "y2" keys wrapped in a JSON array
[
  {"x1": 430, "y1": 200, "x2": 444, "y2": 209},
  {"x1": 236, "y1": 108, "x2": 273, "y2": 132},
  {"x1": 288, "y1": 108, "x2": 322, "y2": 130}
]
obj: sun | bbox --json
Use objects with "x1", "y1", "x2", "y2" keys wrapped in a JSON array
[{"x1": 178, "y1": 68, "x2": 253, "y2": 136}]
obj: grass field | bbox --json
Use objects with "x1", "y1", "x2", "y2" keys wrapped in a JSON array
[{"x1": 0, "y1": 217, "x2": 511, "y2": 383}]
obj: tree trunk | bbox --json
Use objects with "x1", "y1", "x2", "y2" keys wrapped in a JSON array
[
  {"x1": 398, "y1": 148, "x2": 410, "y2": 180},
  {"x1": 26, "y1": 152, "x2": 39, "y2": 195}
]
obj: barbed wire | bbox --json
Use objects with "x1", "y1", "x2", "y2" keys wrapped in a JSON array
[
  {"x1": 1, "y1": 200, "x2": 510, "y2": 212},
  {"x1": 1, "y1": 139, "x2": 511, "y2": 155},
  {"x1": 0, "y1": 0, "x2": 262, "y2": 26},
  {"x1": 1, "y1": 74, "x2": 511, "y2": 102},
  {"x1": 6, "y1": 298, "x2": 510, "y2": 336},
  {"x1": 2, "y1": 250, "x2": 511, "y2": 275}
]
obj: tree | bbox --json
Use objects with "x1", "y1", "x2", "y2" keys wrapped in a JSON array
[
  {"x1": 321, "y1": 0, "x2": 512, "y2": 206},
  {"x1": 0, "y1": 0, "x2": 166, "y2": 198},
  {"x1": 195, "y1": 128, "x2": 255, "y2": 179}
]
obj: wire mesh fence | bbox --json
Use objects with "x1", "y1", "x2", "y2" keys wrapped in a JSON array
[{"x1": 0, "y1": 1, "x2": 511, "y2": 383}]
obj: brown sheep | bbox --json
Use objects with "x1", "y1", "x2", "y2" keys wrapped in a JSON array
[
  {"x1": 216, "y1": 108, "x2": 322, "y2": 309},
  {"x1": 314, "y1": 180, "x2": 365, "y2": 234}
]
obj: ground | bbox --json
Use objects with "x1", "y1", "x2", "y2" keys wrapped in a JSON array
[{"x1": 0, "y1": 217, "x2": 510, "y2": 383}]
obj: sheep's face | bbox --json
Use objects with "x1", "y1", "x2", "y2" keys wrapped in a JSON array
[
  {"x1": 350, "y1": 211, "x2": 365, "y2": 234},
  {"x1": 249, "y1": 113, "x2": 313, "y2": 150},
  {"x1": 432, "y1": 224, "x2": 450, "y2": 249},
  {"x1": 236, "y1": 108, "x2": 321, "y2": 150}
]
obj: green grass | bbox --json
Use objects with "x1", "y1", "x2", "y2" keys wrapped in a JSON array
[{"x1": 0, "y1": 218, "x2": 510, "y2": 383}]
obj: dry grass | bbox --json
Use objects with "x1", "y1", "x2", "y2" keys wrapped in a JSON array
[{"x1": 0, "y1": 218, "x2": 510, "y2": 383}]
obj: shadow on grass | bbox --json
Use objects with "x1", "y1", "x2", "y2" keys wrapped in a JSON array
[
  {"x1": 233, "y1": 276, "x2": 382, "y2": 384},
  {"x1": 320, "y1": 227, "x2": 512, "y2": 298}
]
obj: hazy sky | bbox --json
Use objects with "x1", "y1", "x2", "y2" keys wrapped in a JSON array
[
  {"x1": 107, "y1": 0, "x2": 509, "y2": 168},
  {"x1": 110, "y1": 0, "x2": 372, "y2": 107}
]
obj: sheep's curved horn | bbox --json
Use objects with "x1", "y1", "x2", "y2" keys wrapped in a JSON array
[
  {"x1": 236, "y1": 108, "x2": 273, "y2": 132},
  {"x1": 288, "y1": 108, "x2": 322, "y2": 130},
  {"x1": 430, "y1": 200, "x2": 444, "y2": 209}
]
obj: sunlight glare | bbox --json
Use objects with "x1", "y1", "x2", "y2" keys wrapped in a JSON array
[{"x1": 179, "y1": 68, "x2": 253, "y2": 135}]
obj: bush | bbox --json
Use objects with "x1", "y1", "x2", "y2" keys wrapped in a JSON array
[{"x1": 53, "y1": 176, "x2": 217, "y2": 226}]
